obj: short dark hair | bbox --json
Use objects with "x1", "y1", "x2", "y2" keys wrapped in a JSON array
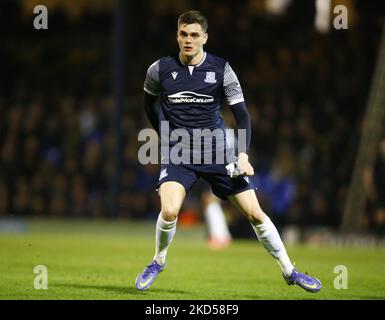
[{"x1": 178, "y1": 10, "x2": 208, "y2": 32}]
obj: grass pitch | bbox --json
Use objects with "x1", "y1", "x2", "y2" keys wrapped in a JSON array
[{"x1": 0, "y1": 219, "x2": 384, "y2": 300}]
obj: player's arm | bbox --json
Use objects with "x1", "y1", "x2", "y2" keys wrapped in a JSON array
[
  {"x1": 230, "y1": 102, "x2": 253, "y2": 175},
  {"x1": 223, "y1": 62, "x2": 254, "y2": 176},
  {"x1": 230, "y1": 102, "x2": 251, "y2": 155},
  {"x1": 143, "y1": 60, "x2": 161, "y2": 134},
  {"x1": 144, "y1": 92, "x2": 160, "y2": 134}
]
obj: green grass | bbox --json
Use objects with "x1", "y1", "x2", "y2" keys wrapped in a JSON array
[{"x1": 0, "y1": 219, "x2": 384, "y2": 300}]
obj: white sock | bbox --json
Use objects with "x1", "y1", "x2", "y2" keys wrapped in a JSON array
[
  {"x1": 204, "y1": 202, "x2": 231, "y2": 240},
  {"x1": 251, "y1": 215, "x2": 294, "y2": 277},
  {"x1": 153, "y1": 213, "x2": 177, "y2": 266}
]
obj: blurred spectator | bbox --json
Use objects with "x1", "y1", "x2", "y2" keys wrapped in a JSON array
[{"x1": 253, "y1": 144, "x2": 297, "y2": 229}]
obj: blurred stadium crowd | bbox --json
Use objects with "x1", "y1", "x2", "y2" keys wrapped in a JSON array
[{"x1": 0, "y1": 0, "x2": 384, "y2": 234}]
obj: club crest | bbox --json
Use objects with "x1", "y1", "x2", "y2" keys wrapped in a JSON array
[{"x1": 204, "y1": 71, "x2": 217, "y2": 83}]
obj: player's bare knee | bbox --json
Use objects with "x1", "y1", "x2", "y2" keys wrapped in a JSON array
[
  {"x1": 161, "y1": 206, "x2": 180, "y2": 221},
  {"x1": 247, "y1": 208, "x2": 265, "y2": 225}
]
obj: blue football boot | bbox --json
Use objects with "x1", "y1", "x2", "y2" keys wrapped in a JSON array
[
  {"x1": 135, "y1": 261, "x2": 164, "y2": 291},
  {"x1": 284, "y1": 268, "x2": 322, "y2": 293}
]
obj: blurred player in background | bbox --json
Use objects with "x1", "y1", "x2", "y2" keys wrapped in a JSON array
[
  {"x1": 203, "y1": 122, "x2": 237, "y2": 250},
  {"x1": 136, "y1": 10, "x2": 322, "y2": 293},
  {"x1": 203, "y1": 188, "x2": 232, "y2": 250}
]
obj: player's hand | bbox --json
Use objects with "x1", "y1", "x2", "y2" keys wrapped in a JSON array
[{"x1": 237, "y1": 152, "x2": 254, "y2": 176}]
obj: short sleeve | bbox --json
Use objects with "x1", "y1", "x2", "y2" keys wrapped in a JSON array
[
  {"x1": 144, "y1": 60, "x2": 161, "y2": 96},
  {"x1": 223, "y1": 62, "x2": 245, "y2": 105}
]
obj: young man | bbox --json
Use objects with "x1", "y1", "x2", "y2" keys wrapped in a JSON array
[{"x1": 136, "y1": 10, "x2": 322, "y2": 293}]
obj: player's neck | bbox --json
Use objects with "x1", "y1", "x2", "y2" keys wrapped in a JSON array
[{"x1": 179, "y1": 50, "x2": 205, "y2": 66}]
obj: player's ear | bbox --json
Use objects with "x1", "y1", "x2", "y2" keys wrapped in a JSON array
[{"x1": 203, "y1": 32, "x2": 208, "y2": 44}]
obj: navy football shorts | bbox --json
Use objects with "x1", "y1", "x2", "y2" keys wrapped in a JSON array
[{"x1": 156, "y1": 163, "x2": 255, "y2": 200}]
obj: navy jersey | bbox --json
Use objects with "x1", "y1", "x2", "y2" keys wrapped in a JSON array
[{"x1": 144, "y1": 52, "x2": 244, "y2": 165}]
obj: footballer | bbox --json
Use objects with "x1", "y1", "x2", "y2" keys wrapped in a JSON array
[{"x1": 135, "y1": 10, "x2": 322, "y2": 293}]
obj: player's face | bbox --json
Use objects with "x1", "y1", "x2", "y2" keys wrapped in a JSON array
[{"x1": 177, "y1": 23, "x2": 208, "y2": 61}]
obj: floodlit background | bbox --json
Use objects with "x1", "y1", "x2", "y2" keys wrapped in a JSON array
[{"x1": 0, "y1": 0, "x2": 385, "y2": 300}]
